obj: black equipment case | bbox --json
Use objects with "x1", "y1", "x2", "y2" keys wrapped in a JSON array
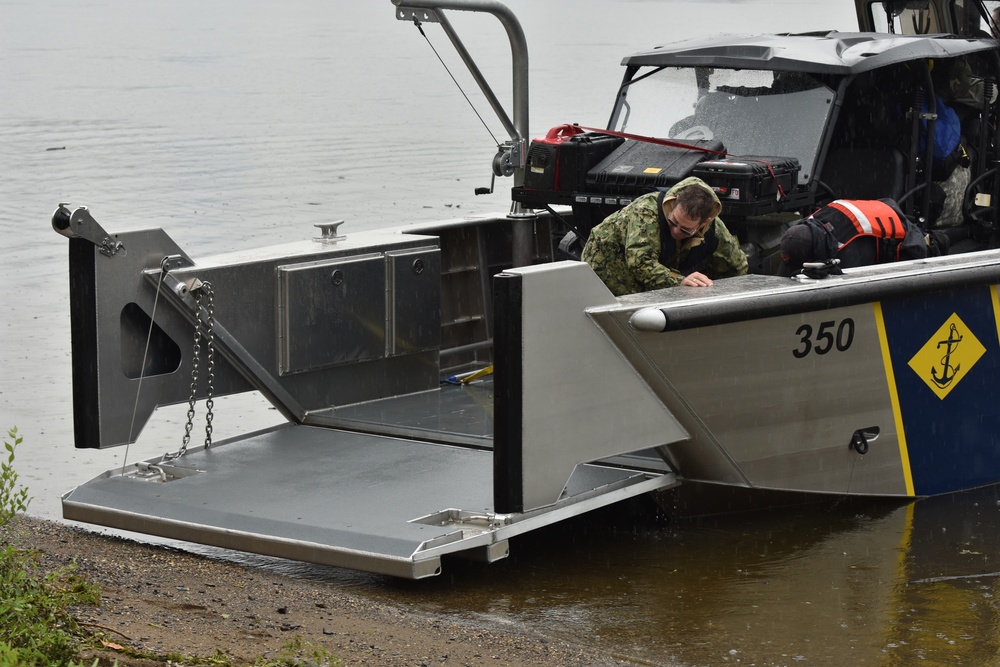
[
  {"x1": 512, "y1": 125, "x2": 808, "y2": 237},
  {"x1": 519, "y1": 128, "x2": 624, "y2": 206},
  {"x1": 564, "y1": 139, "x2": 723, "y2": 233},
  {"x1": 585, "y1": 138, "x2": 725, "y2": 194},
  {"x1": 514, "y1": 129, "x2": 726, "y2": 234},
  {"x1": 692, "y1": 156, "x2": 801, "y2": 215}
]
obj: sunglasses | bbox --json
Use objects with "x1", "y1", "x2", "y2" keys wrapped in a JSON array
[{"x1": 667, "y1": 213, "x2": 704, "y2": 237}]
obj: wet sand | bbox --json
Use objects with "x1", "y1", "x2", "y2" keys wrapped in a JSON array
[{"x1": 8, "y1": 516, "x2": 639, "y2": 667}]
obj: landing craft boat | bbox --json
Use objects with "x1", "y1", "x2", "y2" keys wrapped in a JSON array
[{"x1": 55, "y1": 0, "x2": 1000, "y2": 578}]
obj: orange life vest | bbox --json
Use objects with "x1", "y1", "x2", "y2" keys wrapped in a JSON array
[{"x1": 810, "y1": 199, "x2": 921, "y2": 263}]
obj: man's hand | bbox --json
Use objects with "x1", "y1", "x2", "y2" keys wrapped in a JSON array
[{"x1": 680, "y1": 271, "x2": 714, "y2": 287}]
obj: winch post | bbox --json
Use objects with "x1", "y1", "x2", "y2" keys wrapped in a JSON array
[
  {"x1": 393, "y1": 0, "x2": 534, "y2": 265},
  {"x1": 392, "y1": 0, "x2": 528, "y2": 163}
]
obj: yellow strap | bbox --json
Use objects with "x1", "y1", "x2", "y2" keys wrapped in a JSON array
[{"x1": 461, "y1": 365, "x2": 494, "y2": 383}]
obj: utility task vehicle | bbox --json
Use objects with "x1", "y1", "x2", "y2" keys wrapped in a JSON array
[{"x1": 517, "y1": 1, "x2": 1000, "y2": 269}]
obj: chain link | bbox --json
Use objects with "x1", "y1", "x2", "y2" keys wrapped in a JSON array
[
  {"x1": 168, "y1": 281, "x2": 216, "y2": 461},
  {"x1": 203, "y1": 284, "x2": 215, "y2": 448}
]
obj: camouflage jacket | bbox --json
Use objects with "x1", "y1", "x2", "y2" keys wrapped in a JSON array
[{"x1": 581, "y1": 176, "x2": 748, "y2": 296}]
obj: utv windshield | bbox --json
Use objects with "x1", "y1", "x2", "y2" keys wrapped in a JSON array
[{"x1": 611, "y1": 67, "x2": 835, "y2": 184}]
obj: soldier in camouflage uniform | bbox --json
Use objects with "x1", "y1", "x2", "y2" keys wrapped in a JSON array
[{"x1": 581, "y1": 176, "x2": 748, "y2": 296}]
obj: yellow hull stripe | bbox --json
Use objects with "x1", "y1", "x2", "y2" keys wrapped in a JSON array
[
  {"x1": 874, "y1": 301, "x2": 915, "y2": 496},
  {"x1": 992, "y1": 285, "x2": 1000, "y2": 349}
]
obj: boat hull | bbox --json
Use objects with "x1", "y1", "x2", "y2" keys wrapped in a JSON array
[{"x1": 599, "y1": 256, "x2": 1000, "y2": 499}]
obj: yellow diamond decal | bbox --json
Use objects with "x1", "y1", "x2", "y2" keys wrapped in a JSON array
[{"x1": 908, "y1": 313, "x2": 986, "y2": 400}]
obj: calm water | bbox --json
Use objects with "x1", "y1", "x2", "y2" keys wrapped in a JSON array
[{"x1": 6, "y1": 1, "x2": 1000, "y2": 665}]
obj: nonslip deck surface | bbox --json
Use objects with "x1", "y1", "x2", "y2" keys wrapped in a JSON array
[{"x1": 64, "y1": 419, "x2": 669, "y2": 577}]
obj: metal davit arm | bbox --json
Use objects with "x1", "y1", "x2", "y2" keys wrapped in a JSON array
[
  {"x1": 391, "y1": 0, "x2": 528, "y2": 169},
  {"x1": 391, "y1": 0, "x2": 536, "y2": 267}
]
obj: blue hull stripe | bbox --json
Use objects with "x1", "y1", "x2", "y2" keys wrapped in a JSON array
[{"x1": 880, "y1": 285, "x2": 1000, "y2": 496}]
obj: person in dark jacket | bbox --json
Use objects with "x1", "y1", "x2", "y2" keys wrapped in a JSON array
[{"x1": 776, "y1": 198, "x2": 935, "y2": 277}]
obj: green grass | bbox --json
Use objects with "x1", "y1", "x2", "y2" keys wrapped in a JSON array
[
  {"x1": 0, "y1": 427, "x2": 339, "y2": 666},
  {"x1": 0, "y1": 427, "x2": 100, "y2": 666}
]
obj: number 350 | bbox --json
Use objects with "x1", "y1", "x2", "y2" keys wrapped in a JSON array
[{"x1": 793, "y1": 319, "x2": 855, "y2": 358}]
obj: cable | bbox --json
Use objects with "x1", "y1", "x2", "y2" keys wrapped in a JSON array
[
  {"x1": 412, "y1": 19, "x2": 501, "y2": 148},
  {"x1": 122, "y1": 258, "x2": 169, "y2": 475}
]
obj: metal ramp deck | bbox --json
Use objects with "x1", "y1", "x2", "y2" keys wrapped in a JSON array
[{"x1": 63, "y1": 416, "x2": 678, "y2": 579}]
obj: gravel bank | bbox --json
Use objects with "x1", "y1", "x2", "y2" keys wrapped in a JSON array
[{"x1": 8, "y1": 516, "x2": 641, "y2": 667}]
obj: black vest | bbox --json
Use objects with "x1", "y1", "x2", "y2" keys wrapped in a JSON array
[{"x1": 657, "y1": 190, "x2": 719, "y2": 275}]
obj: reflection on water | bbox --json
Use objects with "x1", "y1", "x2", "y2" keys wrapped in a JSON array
[{"x1": 198, "y1": 487, "x2": 1000, "y2": 666}]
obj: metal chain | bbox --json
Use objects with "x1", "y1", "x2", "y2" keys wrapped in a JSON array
[
  {"x1": 168, "y1": 281, "x2": 216, "y2": 460},
  {"x1": 177, "y1": 287, "x2": 204, "y2": 458},
  {"x1": 202, "y1": 282, "x2": 215, "y2": 448}
]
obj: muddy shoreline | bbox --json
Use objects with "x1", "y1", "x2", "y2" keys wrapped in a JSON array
[{"x1": 10, "y1": 516, "x2": 639, "y2": 667}]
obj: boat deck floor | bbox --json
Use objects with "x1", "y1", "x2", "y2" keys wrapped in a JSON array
[
  {"x1": 308, "y1": 378, "x2": 496, "y2": 447},
  {"x1": 308, "y1": 377, "x2": 670, "y2": 473}
]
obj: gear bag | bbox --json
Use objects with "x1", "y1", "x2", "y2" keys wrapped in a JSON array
[{"x1": 920, "y1": 96, "x2": 970, "y2": 180}]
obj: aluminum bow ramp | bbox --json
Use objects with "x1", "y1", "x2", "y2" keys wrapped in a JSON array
[
  {"x1": 58, "y1": 215, "x2": 689, "y2": 579},
  {"x1": 63, "y1": 420, "x2": 677, "y2": 579}
]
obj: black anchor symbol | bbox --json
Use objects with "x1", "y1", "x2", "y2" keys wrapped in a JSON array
[{"x1": 931, "y1": 323, "x2": 963, "y2": 388}]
